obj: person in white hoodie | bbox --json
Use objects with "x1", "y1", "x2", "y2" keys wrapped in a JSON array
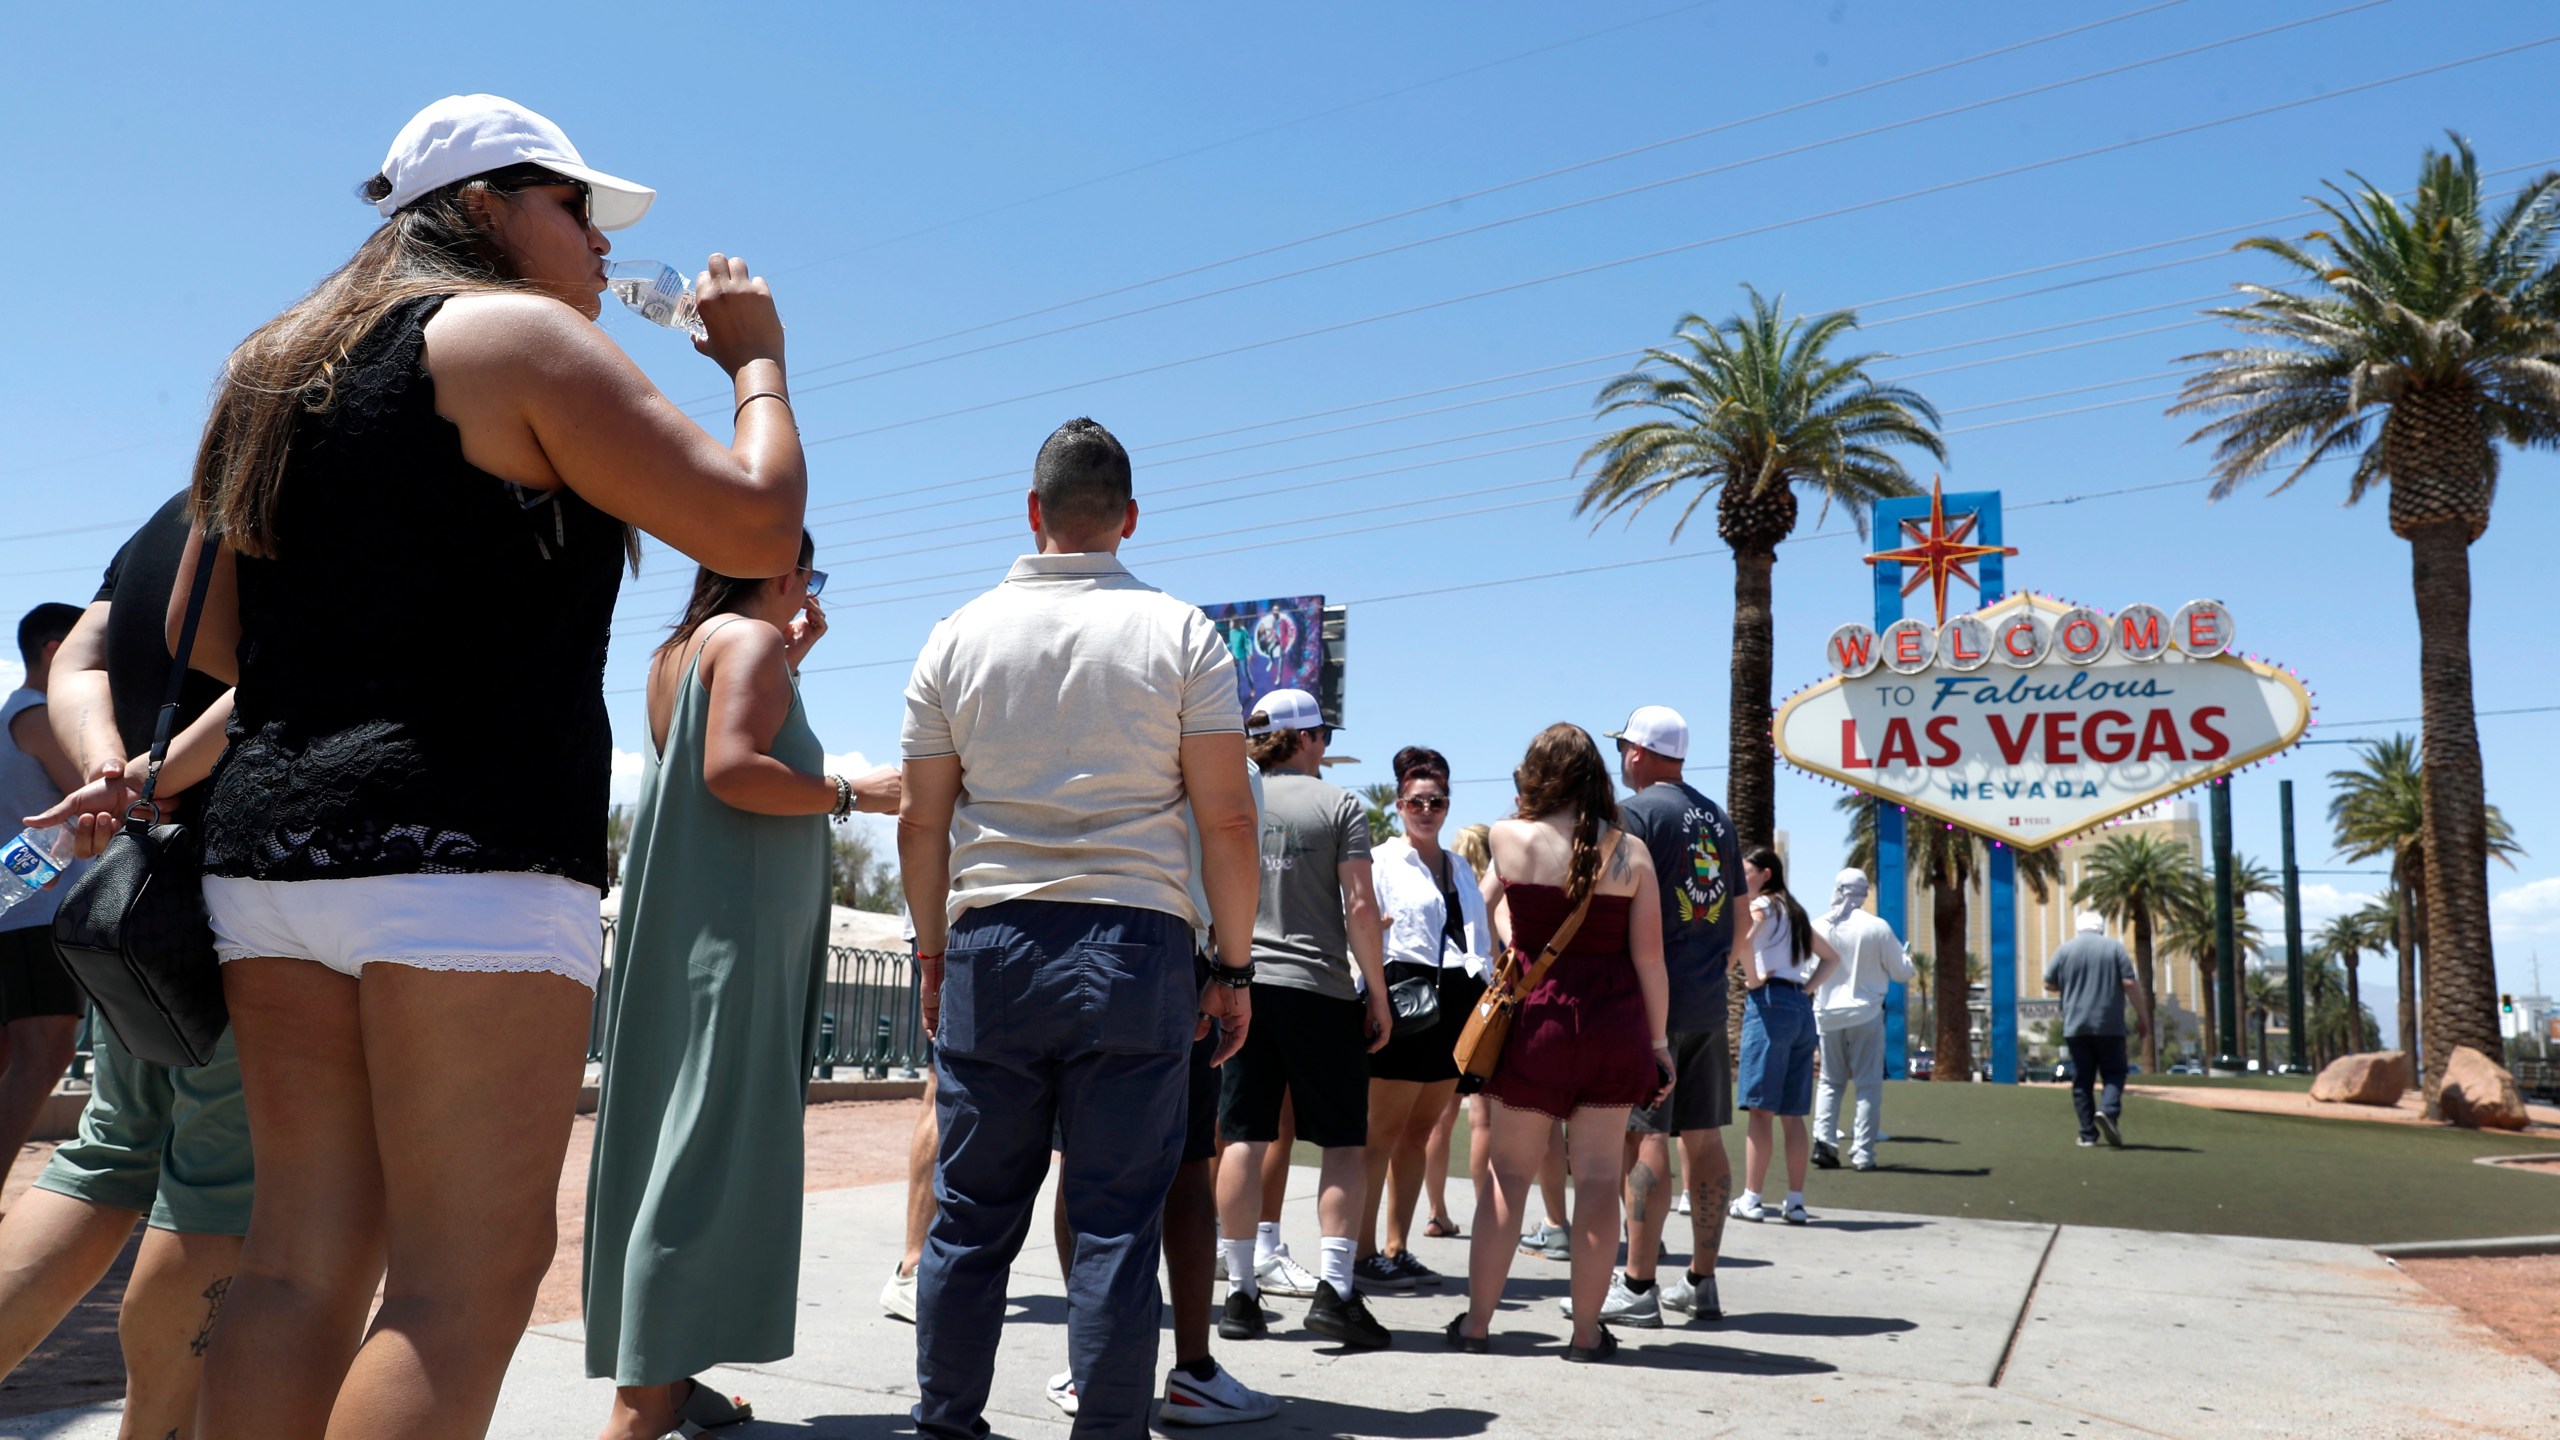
[{"x1": 1809, "y1": 869, "x2": 1913, "y2": 1172}]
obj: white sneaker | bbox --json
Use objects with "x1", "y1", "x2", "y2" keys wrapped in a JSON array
[
  {"x1": 1658, "y1": 1270, "x2": 1724, "y2": 1321},
  {"x1": 1160, "y1": 1359, "x2": 1281, "y2": 1426},
  {"x1": 1783, "y1": 1199, "x2": 1814, "y2": 1226},
  {"x1": 1214, "y1": 1246, "x2": 1228, "y2": 1281},
  {"x1": 879, "y1": 1264, "x2": 917, "y2": 1324},
  {"x1": 1518, "y1": 1222, "x2": 1571, "y2": 1261},
  {"x1": 1045, "y1": 1371, "x2": 1078, "y2": 1417},
  {"x1": 1671, "y1": 1189, "x2": 1692, "y2": 1215},
  {"x1": 1557, "y1": 1270, "x2": 1662, "y2": 1328},
  {"x1": 1256, "y1": 1244, "x2": 1321, "y2": 1299},
  {"x1": 1728, "y1": 1196, "x2": 1768, "y2": 1223}
]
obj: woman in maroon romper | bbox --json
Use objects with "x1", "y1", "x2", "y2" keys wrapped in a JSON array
[{"x1": 1453, "y1": 724, "x2": 1671, "y2": 1361}]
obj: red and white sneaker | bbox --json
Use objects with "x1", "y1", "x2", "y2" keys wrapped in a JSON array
[{"x1": 1160, "y1": 1359, "x2": 1281, "y2": 1427}]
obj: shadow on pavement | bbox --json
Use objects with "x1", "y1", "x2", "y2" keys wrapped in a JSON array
[
  {"x1": 1714, "y1": 1311, "x2": 1917, "y2": 1338},
  {"x1": 1880, "y1": 1134, "x2": 1955, "y2": 1144},
  {"x1": 1813, "y1": 1219, "x2": 1929, "y2": 1232},
  {"x1": 1251, "y1": 1399, "x2": 1498, "y2": 1436},
  {"x1": 1619, "y1": 1339, "x2": 1838, "y2": 1375}
]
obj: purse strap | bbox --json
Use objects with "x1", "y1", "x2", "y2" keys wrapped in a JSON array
[
  {"x1": 1503, "y1": 827, "x2": 1610, "y2": 998},
  {"x1": 133, "y1": 529, "x2": 218, "y2": 817}
]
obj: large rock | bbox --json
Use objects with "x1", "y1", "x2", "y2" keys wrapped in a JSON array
[
  {"x1": 2439, "y1": 1046, "x2": 2530, "y2": 1131},
  {"x1": 2310, "y1": 1050, "x2": 2410, "y2": 1106}
]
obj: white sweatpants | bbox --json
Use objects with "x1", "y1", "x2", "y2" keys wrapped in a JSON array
[{"x1": 1812, "y1": 1015, "x2": 1886, "y2": 1165}]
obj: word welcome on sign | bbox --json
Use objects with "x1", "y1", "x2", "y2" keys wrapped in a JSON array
[{"x1": 1775, "y1": 594, "x2": 2309, "y2": 850}]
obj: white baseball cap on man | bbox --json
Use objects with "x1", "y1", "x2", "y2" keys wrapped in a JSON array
[
  {"x1": 1246, "y1": 687, "x2": 1331, "y2": 737},
  {"x1": 1605, "y1": 704, "x2": 1689, "y2": 761},
  {"x1": 363, "y1": 94, "x2": 655, "y2": 230}
]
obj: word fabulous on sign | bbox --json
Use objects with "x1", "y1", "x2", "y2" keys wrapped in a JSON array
[{"x1": 1776, "y1": 593, "x2": 2307, "y2": 851}]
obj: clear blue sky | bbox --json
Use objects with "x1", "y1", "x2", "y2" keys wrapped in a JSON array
[{"x1": 9, "y1": 1, "x2": 2559, "y2": 1028}]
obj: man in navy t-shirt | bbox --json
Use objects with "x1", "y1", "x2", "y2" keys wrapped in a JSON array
[{"x1": 1566, "y1": 705, "x2": 1742, "y2": 1330}]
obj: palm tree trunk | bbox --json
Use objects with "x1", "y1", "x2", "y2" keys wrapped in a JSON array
[
  {"x1": 1726, "y1": 542, "x2": 1779, "y2": 1071},
  {"x1": 2132, "y1": 905, "x2": 2159, "y2": 1074},
  {"x1": 2196, "y1": 950, "x2": 2217, "y2": 1068},
  {"x1": 1932, "y1": 879, "x2": 1972, "y2": 1081},
  {"x1": 2394, "y1": 867, "x2": 2419, "y2": 1071},
  {"x1": 2408, "y1": 523, "x2": 2502, "y2": 1110},
  {"x1": 2344, "y1": 948, "x2": 2362, "y2": 1054}
]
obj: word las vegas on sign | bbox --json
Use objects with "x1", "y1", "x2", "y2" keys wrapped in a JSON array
[{"x1": 1774, "y1": 593, "x2": 2310, "y2": 851}]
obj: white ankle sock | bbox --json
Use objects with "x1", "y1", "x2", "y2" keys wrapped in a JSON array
[
  {"x1": 1254, "y1": 1221, "x2": 1281, "y2": 1266},
  {"x1": 1317, "y1": 1236, "x2": 1357, "y2": 1301},
  {"x1": 1785, "y1": 1190, "x2": 1805, "y2": 1208},
  {"x1": 1223, "y1": 1238, "x2": 1259, "y2": 1296},
  {"x1": 1740, "y1": 1189, "x2": 1762, "y2": 1209}
]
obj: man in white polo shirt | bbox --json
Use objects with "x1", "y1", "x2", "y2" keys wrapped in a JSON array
[{"x1": 900, "y1": 418, "x2": 1263, "y2": 1440}]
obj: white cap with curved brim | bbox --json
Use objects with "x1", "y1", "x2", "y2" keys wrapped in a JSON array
[
  {"x1": 1247, "y1": 688, "x2": 1330, "y2": 737},
  {"x1": 1605, "y1": 704, "x2": 1689, "y2": 761},
  {"x1": 363, "y1": 94, "x2": 654, "y2": 231}
]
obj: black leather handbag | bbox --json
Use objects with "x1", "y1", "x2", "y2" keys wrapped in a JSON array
[
  {"x1": 51, "y1": 534, "x2": 229, "y2": 1067},
  {"x1": 1385, "y1": 960, "x2": 1442, "y2": 1038}
]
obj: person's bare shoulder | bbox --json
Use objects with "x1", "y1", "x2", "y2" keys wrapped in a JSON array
[{"x1": 425, "y1": 293, "x2": 620, "y2": 381}]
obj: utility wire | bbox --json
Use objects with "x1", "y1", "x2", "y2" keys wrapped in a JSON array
[
  {"x1": 728, "y1": 0, "x2": 2217, "y2": 396},
  {"x1": 773, "y1": 35, "x2": 2560, "y2": 449},
  {"x1": 736, "y1": 1, "x2": 2395, "y2": 416}
]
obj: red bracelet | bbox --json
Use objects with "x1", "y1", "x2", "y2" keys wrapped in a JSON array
[{"x1": 915, "y1": 951, "x2": 945, "y2": 963}]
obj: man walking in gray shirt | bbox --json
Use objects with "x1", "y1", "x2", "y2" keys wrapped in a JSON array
[
  {"x1": 901, "y1": 418, "x2": 1262, "y2": 1438},
  {"x1": 2043, "y1": 913, "x2": 2153, "y2": 1149}
]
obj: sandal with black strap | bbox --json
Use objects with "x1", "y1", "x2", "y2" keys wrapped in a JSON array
[
  {"x1": 1422, "y1": 1214, "x2": 1461, "y2": 1239},
  {"x1": 1562, "y1": 1327, "x2": 1619, "y2": 1364},
  {"x1": 671, "y1": 1378, "x2": 754, "y2": 1434},
  {"x1": 1444, "y1": 1314, "x2": 1490, "y2": 1354}
]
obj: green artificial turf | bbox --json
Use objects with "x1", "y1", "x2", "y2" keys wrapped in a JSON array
[{"x1": 1386, "y1": 1081, "x2": 2560, "y2": 1246}]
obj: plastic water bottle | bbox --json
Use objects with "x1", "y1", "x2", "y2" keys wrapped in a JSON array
[
  {"x1": 605, "y1": 260, "x2": 707, "y2": 340},
  {"x1": 0, "y1": 824, "x2": 73, "y2": 920}
]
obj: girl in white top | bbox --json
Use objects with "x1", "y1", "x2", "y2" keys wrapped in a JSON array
[
  {"x1": 1734, "y1": 847, "x2": 1838, "y2": 1226},
  {"x1": 1353, "y1": 747, "x2": 1492, "y2": 1291}
]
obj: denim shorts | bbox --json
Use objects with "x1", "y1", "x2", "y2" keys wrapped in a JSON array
[{"x1": 1738, "y1": 984, "x2": 1817, "y2": 1116}]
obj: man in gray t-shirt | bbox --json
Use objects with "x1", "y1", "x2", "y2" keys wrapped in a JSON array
[
  {"x1": 1215, "y1": 688, "x2": 1393, "y2": 1350},
  {"x1": 2043, "y1": 914, "x2": 2153, "y2": 1149}
]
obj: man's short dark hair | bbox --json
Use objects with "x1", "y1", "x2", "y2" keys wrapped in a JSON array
[
  {"x1": 17, "y1": 603, "x2": 83, "y2": 668},
  {"x1": 1033, "y1": 418, "x2": 1133, "y2": 537}
]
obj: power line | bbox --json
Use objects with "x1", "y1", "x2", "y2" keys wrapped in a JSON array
[
  {"x1": 740, "y1": 1, "x2": 2396, "y2": 416},
  {"x1": 767, "y1": 0, "x2": 1729, "y2": 278},
  {"x1": 724, "y1": 0, "x2": 2223, "y2": 399},
  {"x1": 774, "y1": 35, "x2": 2559, "y2": 449}
]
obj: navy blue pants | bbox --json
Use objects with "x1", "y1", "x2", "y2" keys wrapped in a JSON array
[
  {"x1": 2067, "y1": 1034, "x2": 2129, "y2": 1141},
  {"x1": 914, "y1": 900, "x2": 1195, "y2": 1439}
]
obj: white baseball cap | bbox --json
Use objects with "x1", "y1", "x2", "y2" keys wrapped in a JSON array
[
  {"x1": 363, "y1": 95, "x2": 654, "y2": 231},
  {"x1": 1247, "y1": 688, "x2": 1331, "y2": 736},
  {"x1": 1605, "y1": 704, "x2": 1689, "y2": 761}
]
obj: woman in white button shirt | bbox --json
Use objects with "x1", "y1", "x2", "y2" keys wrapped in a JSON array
[{"x1": 1352, "y1": 747, "x2": 1492, "y2": 1292}]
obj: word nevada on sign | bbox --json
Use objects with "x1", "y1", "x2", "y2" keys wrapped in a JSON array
[{"x1": 1774, "y1": 593, "x2": 2310, "y2": 851}]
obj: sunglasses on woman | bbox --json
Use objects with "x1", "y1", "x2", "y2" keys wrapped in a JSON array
[
  {"x1": 804, "y1": 568, "x2": 828, "y2": 597},
  {"x1": 1400, "y1": 794, "x2": 1450, "y2": 813}
]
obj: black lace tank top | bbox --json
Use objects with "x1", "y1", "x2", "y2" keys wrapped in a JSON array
[{"x1": 201, "y1": 295, "x2": 626, "y2": 890}]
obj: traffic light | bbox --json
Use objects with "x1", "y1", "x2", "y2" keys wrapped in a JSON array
[{"x1": 2502, "y1": 994, "x2": 2516, "y2": 1015}]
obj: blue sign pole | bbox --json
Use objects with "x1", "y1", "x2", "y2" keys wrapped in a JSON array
[{"x1": 1865, "y1": 490, "x2": 2016, "y2": 1084}]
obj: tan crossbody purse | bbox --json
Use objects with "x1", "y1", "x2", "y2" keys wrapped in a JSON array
[{"x1": 1451, "y1": 873, "x2": 1600, "y2": 1089}]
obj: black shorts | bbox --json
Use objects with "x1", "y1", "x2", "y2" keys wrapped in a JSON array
[
  {"x1": 1630, "y1": 1027, "x2": 1733, "y2": 1135},
  {"x1": 0, "y1": 926, "x2": 84, "y2": 1022},
  {"x1": 1368, "y1": 967, "x2": 1486, "y2": 1084},
  {"x1": 1218, "y1": 983, "x2": 1369, "y2": 1150}
]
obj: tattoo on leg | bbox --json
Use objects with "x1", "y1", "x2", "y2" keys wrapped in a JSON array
[
  {"x1": 1627, "y1": 1161, "x2": 1657, "y2": 1225},
  {"x1": 189, "y1": 1276, "x2": 232, "y2": 1358},
  {"x1": 1692, "y1": 1174, "x2": 1730, "y2": 1266}
]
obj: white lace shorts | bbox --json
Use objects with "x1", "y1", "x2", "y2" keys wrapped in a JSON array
[{"x1": 204, "y1": 873, "x2": 603, "y2": 989}]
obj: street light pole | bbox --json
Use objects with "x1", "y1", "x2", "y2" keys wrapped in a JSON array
[
  {"x1": 2280, "y1": 780, "x2": 2306, "y2": 1074},
  {"x1": 2211, "y1": 778, "x2": 2242, "y2": 1073}
]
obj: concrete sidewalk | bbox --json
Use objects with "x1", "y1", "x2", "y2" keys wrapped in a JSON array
[{"x1": 9, "y1": 1170, "x2": 2555, "y2": 1439}]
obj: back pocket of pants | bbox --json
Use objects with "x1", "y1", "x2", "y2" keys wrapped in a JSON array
[
  {"x1": 1079, "y1": 941, "x2": 1191, "y2": 1056},
  {"x1": 937, "y1": 944, "x2": 998, "y2": 1055}
]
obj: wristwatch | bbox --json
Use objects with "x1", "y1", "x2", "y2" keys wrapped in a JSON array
[{"x1": 1207, "y1": 960, "x2": 1257, "y2": 989}]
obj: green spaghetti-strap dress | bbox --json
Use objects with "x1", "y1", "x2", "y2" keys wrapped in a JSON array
[{"x1": 583, "y1": 630, "x2": 831, "y2": 1386}]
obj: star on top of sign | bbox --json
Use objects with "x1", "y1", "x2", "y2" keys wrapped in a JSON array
[{"x1": 1864, "y1": 476, "x2": 2019, "y2": 626}]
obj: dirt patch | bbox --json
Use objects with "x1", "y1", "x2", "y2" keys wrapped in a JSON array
[
  {"x1": 2116, "y1": 1082, "x2": 2560, "y2": 1135},
  {"x1": 0, "y1": 1101, "x2": 924, "y2": 1421},
  {"x1": 2400, "y1": 1254, "x2": 2560, "y2": 1374}
]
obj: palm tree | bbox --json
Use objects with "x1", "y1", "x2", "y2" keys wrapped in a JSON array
[
  {"x1": 1358, "y1": 782, "x2": 1402, "y2": 846},
  {"x1": 1840, "y1": 794, "x2": 2058, "y2": 1081},
  {"x1": 2313, "y1": 911, "x2": 2381, "y2": 1056},
  {"x1": 2173, "y1": 137, "x2": 2560, "y2": 1101},
  {"x1": 2244, "y1": 965, "x2": 2287, "y2": 1072},
  {"x1": 2327, "y1": 735, "x2": 2522, "y2": 1093},
  {"x1": 2070, "y1": 833, "x2": 2205, "y2": 1074},
  {"x1": 1581, "y1": 290, "x2": 1942, "y2": 856}
]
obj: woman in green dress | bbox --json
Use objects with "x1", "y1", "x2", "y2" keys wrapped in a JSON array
[{"x1": 585, "y1": 533, "x2": 894, "y2": 1440}]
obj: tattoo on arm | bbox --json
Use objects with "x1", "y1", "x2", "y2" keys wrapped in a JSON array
[{"x1": 189, "y1": 1276, "x2": 232, "y2": 1358}]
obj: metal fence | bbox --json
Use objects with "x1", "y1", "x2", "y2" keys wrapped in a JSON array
[{"x1": 588, "y1": 921, "x2": 928, "y2": 1080}]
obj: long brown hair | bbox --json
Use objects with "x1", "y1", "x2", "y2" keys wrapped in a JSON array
[
  {"x1": 657, "y1": 530, "x2": 816, "y2": 658},
  {"x1": 1512, "y1": 723, "x2": 1617, "y2": 905},
  {"x1": 189, "y1": 164, "x2": 599, "y2": 559},
  {"x1": 1747, "y1": 845, "x2": 1813, "y2": 964}
]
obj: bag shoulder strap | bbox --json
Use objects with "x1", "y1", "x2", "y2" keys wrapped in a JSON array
[
  {"x1": 137, "y1": 529, "x2": 218, "y2": 811},
  {"x1": 1504, "y1": 826, "x2": 1612, "y2": 997}
]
